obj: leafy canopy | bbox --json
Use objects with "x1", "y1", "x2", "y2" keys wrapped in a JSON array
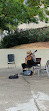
[{"x1": 0, "y1": 0, "x2": 49, "y2": 30}]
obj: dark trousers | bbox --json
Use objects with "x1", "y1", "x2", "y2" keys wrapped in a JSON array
[
  {"x1": 27, "y1": 60, "x2": 37, "y2": 68},
  {"x1": 22, "y1": 60, "x2": 37, "y2": 69}
]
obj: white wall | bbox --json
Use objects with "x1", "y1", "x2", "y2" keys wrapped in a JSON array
[
  {"x1": 18, "y1": 22, "x2": 49, "y2": 31},
  {"x1": 0, "y1": 49, "x2": 49, "y2": 68}
]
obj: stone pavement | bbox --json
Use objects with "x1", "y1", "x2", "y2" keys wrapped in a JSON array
[{"x1": 0, "y1": 67, "x2": 49, "y2": 111}]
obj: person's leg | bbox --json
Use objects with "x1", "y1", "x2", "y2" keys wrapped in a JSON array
[
  {"x1": 27, "y1": 60, "x2": 37, "y2": 67},
  {"x1": 22, "y1": 63, "x2": 27, "y2": 72},
  {"x1": 27, "y1": 60, "x2": 34, "y2": 67}
]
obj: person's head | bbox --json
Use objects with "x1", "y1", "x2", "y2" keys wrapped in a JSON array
[{"x1": 27, "y1": 50, "x2": 32, "y2": 55}]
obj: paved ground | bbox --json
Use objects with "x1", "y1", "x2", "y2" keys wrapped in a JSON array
[{"x1": 0, "y1": 67, "x2": 49, "y2": 111}]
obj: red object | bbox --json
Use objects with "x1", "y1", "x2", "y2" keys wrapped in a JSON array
[{"x1": 36, "y1": 58, "x2": 41, "y2": 64}]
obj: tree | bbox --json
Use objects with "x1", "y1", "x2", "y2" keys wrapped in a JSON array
[
  {"x1": 26, "y1": 0, "x2": 40, "y2": 7},
  {"x1": 0, "y1": 0, "x2": 26, "y2": 30},
  {"x1": 42, "y1": 0, "x2": 49, "y2": 5},
  {"x1": 26, "y1": 0, "x2": 49, "y2": 7},
  {"x1": 25, "y1": 0, "x2": 49, "y2": 22},
  {"x1": 0, "y1": 0, "x2": 49, "y2": 31}
]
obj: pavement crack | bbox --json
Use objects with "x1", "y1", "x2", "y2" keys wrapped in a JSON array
[
  {"x1": 34, "y1": 99, "x2": 40, "y2": 111},
  {"x1": 23, "y1": 76, "x2": 30, "y2": 84}
]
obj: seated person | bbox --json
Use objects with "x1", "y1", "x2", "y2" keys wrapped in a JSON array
[
  {"x1": 22, "y1": 50, "x2": 37, "y2": 72},
  {"x1": 25, "y1": 50, "x2": 37, "y2": 67}
]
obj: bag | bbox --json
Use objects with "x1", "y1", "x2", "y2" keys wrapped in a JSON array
[
  {"x1": 24, "y1": 70, "x2": 33, "y2": 76},
  {"x1": 9, "y1": 74, "x2": 18, "y2": 79}
]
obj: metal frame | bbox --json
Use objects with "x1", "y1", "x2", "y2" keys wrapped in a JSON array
[
  {"x1": 33, "y1": 58, "x2": 41, "y2": 77},
  {"x1": 46, "y1": 60, "x2": 49, "y2": 77},
  {"x1": 7, "y1": 54, "x2": 16, "y2": 68}
]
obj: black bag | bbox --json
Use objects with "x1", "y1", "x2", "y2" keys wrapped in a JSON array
[{"x1": 9, "y1": 74, "x2": 18, "y2": 79}]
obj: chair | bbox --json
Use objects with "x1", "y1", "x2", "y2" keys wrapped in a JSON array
[
  {"x1": 33, "y1": 58, "x2": 41, "y2": 76},
  {"x1": 36, "y1": 58, "x2": 41, "y2": 67},
  {"x1": 7, "y1": 54, "x2": 16, "y2": 68},
  {"x1": 45, "y1": 60, "x2": 49, "y2": 77}
]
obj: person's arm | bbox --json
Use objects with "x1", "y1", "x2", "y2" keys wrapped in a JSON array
[
  {"x1": 32, "y1": 53, "x2": 36, "y2": 62},
  {"x1": 25, "y1": 57, "x2": 28, "y2": 64},
  {"x1": 30, "y1": 53, "x2": 34, "y2": 59}
]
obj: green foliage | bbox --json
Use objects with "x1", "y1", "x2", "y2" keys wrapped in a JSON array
[
  {"x1": 31, "y1": 17, "x2": 38, "y2": 23},
  {"x1": 38, "y1": 9, "x2": 45, "y2": 21},
  {"x1": 1, "y1": 34, "x2": 18, "y2": 48},
  {"x1": 17, "y1": 34, "x2": 29, "y2": 45},
  {"x1": 0, "y1": 27, "x2": 49, "y2": 48},
  {"x1": 0, "y1": 17, "x2": 9, "y2": 30},
  {"x1": 45, "y1": 17, "x2": 48, "y2": 23},
  {"x1": 26, "y1": 0, "x2": 40, "y2": 7},
  {"x1": 0, "y1": 0, "x2": 49, "y2": 30},
  {"x1": 32, "y1": 7, "x2": 39, "y2": 16},
  {"x1": 0, "y1": 0, "x2": 27, "y2": 30},
  {"x1": 46, "y1": 10, "x2": 49, "y2": 15},
  {"x1": 42, "y1": 0, "x2": 49, "y2": 5}
]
